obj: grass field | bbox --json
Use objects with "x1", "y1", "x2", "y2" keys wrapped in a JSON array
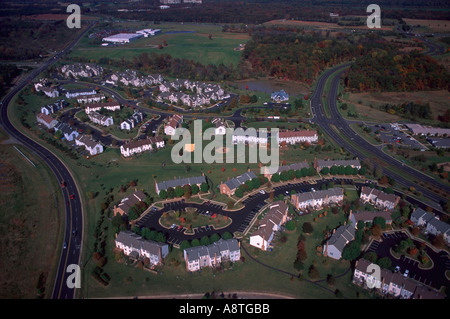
[
  {"x1": 69, "y1": 22, "x2": 249, "y2": 67},
  {"x1": 403, "y1": 19, "x2": 450, "y2": 33},
  {"x1": 0, "y1": 131, "x2": 64, "y2": 298},
  {"x1": 341, "y1": 89, "x2": 450, "y2": 124}
]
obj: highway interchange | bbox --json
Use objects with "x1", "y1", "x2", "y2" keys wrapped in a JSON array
[{"x1": 0, "y1": 23, "x2": 448, "y2": 298}]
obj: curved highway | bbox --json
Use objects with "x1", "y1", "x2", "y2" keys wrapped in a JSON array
[{"x1": 0, "y1": 22, "x2": 96, "y2": 299}]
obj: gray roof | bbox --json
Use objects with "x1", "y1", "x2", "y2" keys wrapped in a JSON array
[
  {"x1": 410, "y1": 208, "x2": 434, "y2": 223},
  {"x1": 294, "y1": 187, "x2": 344, "y2": 203},
  {"x1": 327, "y1": 224, "x2": 355, "y2": 252},
  {"x1": 316, "y1": 159, "x2": 361, "y2": 168},
  {"x1": 222, "y1": 171, "x2": 257, "y2": 192},
  {"x1": 427, "y1": 217, "x2": 450, "y2": 234},
  {"x1": 115, "y1": 231, "x2": 167, "y2": 256},
  {"x1": 157, "y1": 175, "x2": 206, "y2": 192},
  {"x1": 275, "y1": 162, "x2": 310, "y2": 174},
  {"x1": 184, "y1": 239, "x2": 240, "y2": 261}
]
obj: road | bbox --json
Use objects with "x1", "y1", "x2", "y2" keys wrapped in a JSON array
[
  {"x1": 310, "y1": 63, "x2": 450, "y2": 210},
  {"x1": 0, "y1": 22, "x2": 96, "y2": 299}
]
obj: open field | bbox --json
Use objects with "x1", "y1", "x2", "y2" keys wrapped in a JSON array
[
  {"x1": 403, "y1": 19, "x2": 450, "y2": 33},
  {"x1": 264, "y1": 19, "x2": 395, "y2": 31},
  {"x1": 341, "y1": 90, "x2": 450, "y2": 123},
  {"x1": 69, "y1": 22, "x2": 249, "y2": 67},
  {"x1": 0, "y1": 132, "x2": 64, "y2": 298}
]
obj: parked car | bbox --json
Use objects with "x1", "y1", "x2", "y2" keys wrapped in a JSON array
[{"x1": 404, "y1": 269, "x2": 409, "y2": 277}]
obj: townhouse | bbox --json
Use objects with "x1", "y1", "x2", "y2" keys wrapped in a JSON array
[
  {"x1": 77, "y1": 93, "x2": 105, "y2": 104},
  {"x1": 219, "y1": 171, "x2": 257, "y2": 196},
  {"x1": 155, "y1": 175, "x2": 206, "y2": 195},
  {"x1": 410, "y1": 207, "x2": 450, "y2": 245},
  {"x1": 84, "y1": 101, "x2": 121, "y2": 115},
  {"x1": 54, "y1": 122, "x2": 79, "y2": 141},
  {"x1": 249, "y1": 201, "x2": 289, "y2": 251},
  {"x1": 349, "y1": 210, "x2": 393, "y2": 227},
  {"x1": 40, "y1": 100, "x2": 67, "y2": 115},
  {"x1": 120, "y1": 111, "x2": 144, "y2": 130},
  {"x1": 75, "y1": 134, "x2": 104, "y2": 156},
  {"x1": 313, "y1": 158, "x2": 361, "y2": 172},
  {"x1": 353, "y1": 258, "x2": 445, "y2": 299},
  {"x1": 65, "y1": 88, "x2": 97, "y2": 99},
  {"x1": 164, "y1": 114, "x2": 183, "y2": 136},
  {"x1": 323, "y1": 224, "x2": 355, "y2": 260},
  {"x1": 106, "y1": 69, "x2": 164, "y2": 87},
  {"x1": 113, "y1": 190, "x2": 148, "y2": 216},
  {"x1": 405, "y1": 123, "x2": 450, "y2": 137},
  {"x1": 263, "y1": 161, "x2": 310, "y2": 181},
  {"x1": 276, "y1": 130, "x2": 318, "y2": 145},
  {"x1": 36, "y1": 112, "x2": 59, "y2": 129},
  {"x1": 120, "y1": 136, "x2": 165, "y2": 158},
  {"x1": 61, "y1": 63, "x2": 104, "y2": 79},
  {"x1": 115, "y1": 231, "x2": 169, "y2": 266},
  {"x1": 232, "y1": 130, "x2": 268, "y2": 145},
  {"x1": 360, "y1": 186, "x2": 400, "y2": 210},
  {"x1": 88, "y1": 111, "x2": 114, "y2": 127},
  {"x1": 410, "y1": 208, "x2": 435, "y2": 227},
  {"x1": 183, "y1": 238, "x2": 241, "y2": 272},
  {"x1": 290, "y1": 187, "x2": 344, "y2": 210}
]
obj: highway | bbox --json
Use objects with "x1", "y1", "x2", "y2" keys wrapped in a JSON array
[
  {"x1": 310, "y1": 61, "x2": 450, "y2": 209},
  {"x1": 0, "y1": 22, "x2": 96, "y2": 299}
]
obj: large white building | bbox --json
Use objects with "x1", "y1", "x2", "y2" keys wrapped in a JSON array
[
  {"x1": 75, "y1": 135, "x2": 104, "y2": 156},
  {"x1": 120, "y1": 136, "x2": 165, "y2": 158},
  {"x1": 102, "y1": 33, "x2": 143, "y2": 43}
]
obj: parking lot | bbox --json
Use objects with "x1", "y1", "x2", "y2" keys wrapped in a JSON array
[
  {"x1": 368, "y1": 124, "x2": 426, "y2": 150},
  {"x1": 365, "y1": 231, "x2": 450, "y2": 290}
]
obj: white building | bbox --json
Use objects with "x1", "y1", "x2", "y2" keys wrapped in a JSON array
[
  {"x1": 277, "y1": 130, "x2": 318, "y2": 145},
  {"x1": 291, "y1": 187, "x2": 344, "y2": 210},
  {"x1": 249, "y1": 201, "x2": 289, "y2": 251},
  {"x1": 164, "y1": 114, "x2": 183, "y2": 136},
  {"x1": 120, "y1": 136, "x2": 165, "y2": 157},
  {"x1": 77, "y1": 94, "x2": 105, "y2": 104},
  {"x1": 75, "y1": 135, "x2": 104, "y2": 156},
  {"x1": 183, "y1": 238, "x2": 240, "y2": 272},
  {"x1": 36, "y1": 113, "x2": 58, "y2": 129},
  {"x1": 102, "y1": 33, "x2": 143, "y2": 43},
  {"x1": 88, "y1": 111, "x2": 114, "y2": 127},
  {"x1": 85, "y1": 102, "x2": 121, "y2": 115},
  {"x1": 115, "y1": 231, "x2": 169, "y2": 266}
]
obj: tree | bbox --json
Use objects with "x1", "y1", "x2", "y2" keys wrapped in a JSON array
[
  {"x1": 320, "y1": 167, "x2": 330, "y2": 175},
  {"x1": 191, "y1": 239, "x2": 200, "y2": 247},
  {"x1": 222, "y1": 232, "x2": 233, "y2": 240},
  {"x1": 286, "y1": 220, "x2": 296, "y2": 231},
  {"x1": 175, "y1": 185, "x2": 185, "y2": 198},
  {"x1": 210, "y1": 233, "x2": 221, "y2": 243},
  {"x1": 373, "y1": 216, "x2": 386, "y2": 230},
  {"x1": 200, "y1": 235, "x2": 210, "y2": 246},
  {"x1": 377, "y1": 257, "x2": 392, "y2": 269},
  {"x1": 159, "y1": 189, "x2": 167, "y2": 199},
  {"x1": 342, "y1": 240, "x2": 361, "y2": 261},
  {"x1": 308, "y1": 265, "x2": 320, "y2": 279},
  {"x1": 200, "y1": 182, "x2": 209, "y2": 193},
  {"x1": 371, "y1": 224, "x2": 383, "y2": 237},
  {"x1": 180, "y1": 240, "x2": 191, "y2": 250},
  {"x1": 302, "y1": 222, "x2": 314, "y2": 234}
]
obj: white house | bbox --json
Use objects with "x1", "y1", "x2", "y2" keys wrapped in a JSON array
[
  {"x1": 120, "y1": 111, "x2": 144, "y2": 130},
  {"x1": 120, "y1": 136, "x2": 164, "y2": 157},
  {"x1": 77, "y1": 94, "x2": 105, "y2": 104},
  {"x1": 211, "y1": 118, "x2": 226, "y2": 135},
  {"x1": 75, "y1": 134, "x2": 104, "y2": 156},
  {"x1": 249, "y1": 201, "x2": 288, "y2": 251},
  {"x1": 183, "y1": 239, "x2": 240, "y2": 272},
  {"x1": 84, "y1": 102, "x2": 121, "y2": 115},
  {"x1": 54, "y1": 122, "x2": 79, "y2": 141},
  {"x1": 61, "y1": 63, "x2": 104, "y2": 79},
  {"x1": 115, "y1": 231, "x2": 169, "y2": 266},
  {"x1": 36, "y1": 113, "x2": 58, "y2": 129},
  {"x1": 271, "y1": 90, "x2": 289, "y2": 102},
  {"x1": 65, "y1": 88, "x2": 97, "y2": 99},
  {"x1": 291, "y1": 187, "x2": 344, "y2": 210},
  {"x1": 164, "y1": 114, "x2": 183, "y2": 136},
  {"x1": 360, "y1": 186, "x2": 400, "y2": 210},
  {"x1": 323, "y1": 224, "x2": 355, "y2": 260},
  {"x1": 88, "y1": 111, "x2": 114, "y2": 127}
]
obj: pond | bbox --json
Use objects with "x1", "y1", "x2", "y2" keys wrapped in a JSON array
[{"x1": 234, "y1": 78, "x2": 310, "y2": 96}]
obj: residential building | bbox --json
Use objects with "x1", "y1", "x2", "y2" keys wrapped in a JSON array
[
  {"x1": 426, "y1": 217, "x2": 450, "y2": 244},
  {"x1": 164, "y1": 114, "x2": 183, "y2": 135},
  {"x1": 277, "y1": 130, "x2": 318, "y2": 145},
  {"x1": 323, "y1": 224, "x2": 355, "y2": 260},
  {"x1": 410, "y1": 208, "x2": 435, "y2": 227},
  {"x1": 249, "y1": 201, "x2": 289, "y2": 251},
  {"x1": 88, "y1": 111, "x2": 114, "y2": 127},
  {"x1": 349, "y1": 210, "x2": 392, "y2": 227},
  {"x1": 40, "y1": 100, "x2": 66, "y2": 115},
  {"x1": 54, "y1": 122, "x2": 79, "y2": 141},
  {"x1": 39, "y1": 86, "x2": 60, "y2": 98},
  {"x1": 232, "y1": 130, "x2": 268, "y2": 145},
  {"x1": 219, "y1": 171, "x2": 257, "y2": 196},
  {"x1": 120, "y1": 111, "x2": 144, "y2": 130},
  {"x1": 291, "y1": 187, "x2": 344, "y2": 210},
  {"x1": 36, "y1": 112, "x2": 58, "y2": 129},
  {"x1": 155, "y1": 175, "x2": 206, "y2": 195},
  {"x1": 211, "y1": 118, "x2": 226, "y2": 135},
  {"x1": 106, "y1": 69, "x2": 164, "y2": 87},
  {"x1": 263, "y1": 161, "x2": 310, "y2": 181},
  {"x1": 314, "y1": 158, "x2": 361, "y2": 172},
  {"x1": 183, "y1": 238, "x2": 240, "y2": 272},
  {"x1": 360, "y1": 186, "x2": 400, "y2": 210},
  {"x1": 61, "y1": 63, "x2": 103, "y2": 78},
  {"x1": 270, "y1": 90, "x2": 289, "y2": 102},
  {"x1": 115, "y1": 231, "x2": 169, "y2": 266},
  {"x1": 120, "y1": 136, "x2": 164, "y2": 157},
  {"x1": 84, "y1": 101, "x2": 121, "y2": 115},
  {"x1": 77, "y1": 94, "x2": 105, "y2": 104},
  {"x1": 75, "y1": 134, "x2": 104, "y2": 156},
  {"x1": 113, "y1": 190, "x2": 148, "y2": 216},
  {"x1": 65, "y1": 88, "x2": 97, "y2": 99},
  {"x1": 427, "y1": 138, "x2": 450, "y2": 149}
]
